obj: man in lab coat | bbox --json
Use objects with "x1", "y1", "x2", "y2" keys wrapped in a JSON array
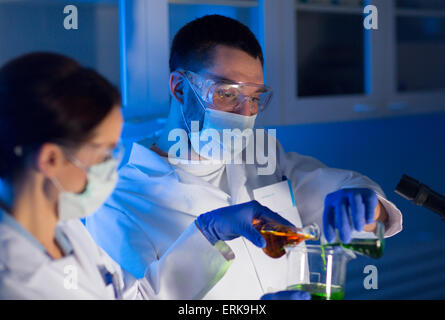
[{"x1": 86, "y1": 15, "x2": 403, "y2": 299}]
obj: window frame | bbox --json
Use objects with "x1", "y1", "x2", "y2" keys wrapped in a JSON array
[{"x1": 119, "y1": 0, "x2": 445, "y2": 125}]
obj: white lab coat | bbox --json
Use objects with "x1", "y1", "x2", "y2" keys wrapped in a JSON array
[
  {"x1": 86, "y1": 135, "x2": 403, "y2": 299},
  {"x1": 0, "y1": 210, "x2": 234, "y2": 299}
]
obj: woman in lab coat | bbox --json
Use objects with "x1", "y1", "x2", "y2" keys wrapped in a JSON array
[{"x1": 0, "y1": 52, "x2": 305, "y2": 300}]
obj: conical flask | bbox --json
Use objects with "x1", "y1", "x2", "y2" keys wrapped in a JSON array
[{"x1": 252, "y1": 218, "x2": 320, "y2": 258}]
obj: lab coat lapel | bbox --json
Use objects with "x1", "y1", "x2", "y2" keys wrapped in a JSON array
[
  {"x1": 128, "y1": 141, "x2": 232, "y2": 214},
  {"x1": 128, "y1": 141, "x2": 177, "y2": 178},
  {"x1": 174, "y1": 166, "x2": 232, "y2": 215}
]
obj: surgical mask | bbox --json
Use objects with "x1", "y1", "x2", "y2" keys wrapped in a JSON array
[
  {"x1": 190, "y1": 107, "x2": 257, "y2": 161},
  {"x1": 51, "y1": 158, "x2": 119, "y2": 221}
]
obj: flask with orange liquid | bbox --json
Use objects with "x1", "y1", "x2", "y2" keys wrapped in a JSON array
[{"x1": 252, "y1": 218, "x2": 320, "y2": 258}]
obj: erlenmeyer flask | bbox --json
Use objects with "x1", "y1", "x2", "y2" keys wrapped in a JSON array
[
  {"x1": 324, "y1": 221, "x2": 385, "y2": 259},
  {"x1": 252, "y1": 218, "x2": 320, "y2": 258}
]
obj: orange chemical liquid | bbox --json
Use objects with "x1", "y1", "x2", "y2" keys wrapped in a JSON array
[{"x1": 252, "y1": 219, "x2": 317, "y2": 258}]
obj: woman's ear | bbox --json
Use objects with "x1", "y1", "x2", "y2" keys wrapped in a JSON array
[
  {"x1": 35, "y1": 143, "x2": 66, "y2": 178},
  {"x1": 169, "y1": 71, "x2": 185, "y2": 104}
]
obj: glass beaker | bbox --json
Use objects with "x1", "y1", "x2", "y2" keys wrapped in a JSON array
[{"x1": 285, "y1": 244, "x2": 356, "y2": 300}]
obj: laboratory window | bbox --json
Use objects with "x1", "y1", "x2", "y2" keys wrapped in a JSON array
[
  {"x1": 396, "y1": 0, "x2": 445, "y2": 92},
  {"x1": 295, "y1": 0, "x2": 367, "y2": 97},
  {"x1": 296, "y1": 9, "x2": 365, "y2": 96},
  {"x1": 168, "y1": 0, "x2": 260, "y2": 47}
]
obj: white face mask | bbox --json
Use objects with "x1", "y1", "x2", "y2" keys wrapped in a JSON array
[
  {"x1": 51, "y1": 158, "x2": 118, "y2": 221},
  {"x1": 190, "y1": 107, "x2": 257, "y2": 161}
]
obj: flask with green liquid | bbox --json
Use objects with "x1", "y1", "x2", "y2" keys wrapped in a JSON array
[
  {"x1": 285, "y1": 244, "x2": 355, "y2": 300},
  {"x1": 322, "y1": 221, "x2": 385, "y2": 259}
]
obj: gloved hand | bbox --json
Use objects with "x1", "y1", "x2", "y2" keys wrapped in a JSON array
[
  {"x1": 196, "y1": 200, "x2": 294, "y2": 248},
  {"x1": 261, "y1": 290, "x2": 311, "y2": 300},
  {"x1": 323, "y1": 188, "x2": 378, "y2": 243}
]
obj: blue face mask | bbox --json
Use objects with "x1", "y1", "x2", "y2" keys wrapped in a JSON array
[
  {"x1": 51, "y1": 158, "x2": 118, "y2": 221},
  {"x1": 190, "y1": 108, "x2": 257, "y2": 161},
  {"x1": 181, "y1": 75, "x2": 258, "y2": 161}
]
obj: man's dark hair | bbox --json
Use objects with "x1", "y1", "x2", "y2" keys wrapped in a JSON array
[{"x1": 169, "y1": 14, "x2": 264, "y2": 72}]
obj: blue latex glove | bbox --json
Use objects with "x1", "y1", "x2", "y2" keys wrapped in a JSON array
[
  {"x1": 196, "y1": 200, "x2": 295, "y2": 248},
  {"x1": 323, "y1": 188, "x2": 378, "y2": 243},
  {"x1": 261, "y1": 290, "x2": 311, "y2": 300}
]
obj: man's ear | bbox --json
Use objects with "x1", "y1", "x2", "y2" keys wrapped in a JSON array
[
  {"x1": 35, "y1": 143, "x2": 66, "y2": 178},
  {"x1": 169, "y1": 71, "x2": 185, "y2": 104}
]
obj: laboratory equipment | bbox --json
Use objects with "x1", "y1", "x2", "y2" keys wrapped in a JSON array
[
  {"x1": 285, "y1": 244, "x2": 356, "y2": 300},
  {"x1": 322, "y1": 220, "x2": 385, "y2": 259},
  {"x1": 252, "y1": 218, "x2": 320, "y2": 258},
  {"x1": 395, "y1": 174, "x2": 445, "y2": 220}
]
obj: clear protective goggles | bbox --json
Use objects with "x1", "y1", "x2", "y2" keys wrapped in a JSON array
[
  {"x1": 181, "y1": 70, "x2": 273, "y2": 114},
  {"x1": 61, "y1": 140, "x2": 125, "y2": 179}
]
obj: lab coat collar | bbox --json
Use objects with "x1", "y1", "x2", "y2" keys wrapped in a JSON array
[
  {"x1": 127, "y1": 139, "x2": 251, "y2": 204},
  {"x1": 0, "y1": 210, "x2": 74, "y2": 260},
  {"x1": 128, "y1": 140, "x2": 175, "y2": 177},
  {"x1": 0, "y1": 213, "x2": 51, "y2": 275},
  {"x1": 128, "y1": 138, "x2": 241, "y2": 178},
  {"x1": 128, "y1": 140, "x2": 228, "y2": 186},
  {"x1": 0, "y1": 210, "x2": 48, "y2": 255}
]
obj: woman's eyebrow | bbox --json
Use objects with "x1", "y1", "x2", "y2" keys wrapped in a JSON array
[{"x1": 89, "y1": 141, "x2": 117, "y2": 149}]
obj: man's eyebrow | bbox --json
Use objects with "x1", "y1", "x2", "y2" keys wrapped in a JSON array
[
  {"x1": 204, "y1": 72, "x2": 267, "y2": 89},
  {"x1": 204, "y1": 72, "x2": 235, "y2": 83},
  {"x1": 255, "y1": 87, "x2": 268, "y2": 93}
]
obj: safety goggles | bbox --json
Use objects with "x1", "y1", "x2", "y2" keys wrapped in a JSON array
[
  {"x1": 61, "y1": 140, "x2": 124, "y2": 178},
  {"x1": 181, "y1": 70, "x2": 273, "y2": 113}
]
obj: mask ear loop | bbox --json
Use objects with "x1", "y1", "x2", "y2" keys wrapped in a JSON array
[
  {"x1": 47, "y1": 175, "x2": 65, "y2": 219},
  {"x1": 48, "y1": 176, "x2": 66, "y2": 206},
  {"x1": 179, "y1": 73, "x2": 207, "y2": 135},
  {"x1": 47, "y1": 147, "x2": 70, "y2": 194}
]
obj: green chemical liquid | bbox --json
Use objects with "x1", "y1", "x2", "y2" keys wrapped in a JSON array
[
  {"x1": 321, "y1": 245, "x2": 327, "y2": 271},
  {"x1": 287, "y1": 283, "x2": 344, "y2": 300},
  {"x1": 322, "y1": 238, "x2": 385, "y2": 259},
  {"x1": 341, "y1": 238, "x2": 385, "y2": 258},
  {"x1": 319, "y1": 237, "x2": 384, "y2": 273},
  {"x1": 321, "y1": 222, "x2": 386, "y2": 259}
]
